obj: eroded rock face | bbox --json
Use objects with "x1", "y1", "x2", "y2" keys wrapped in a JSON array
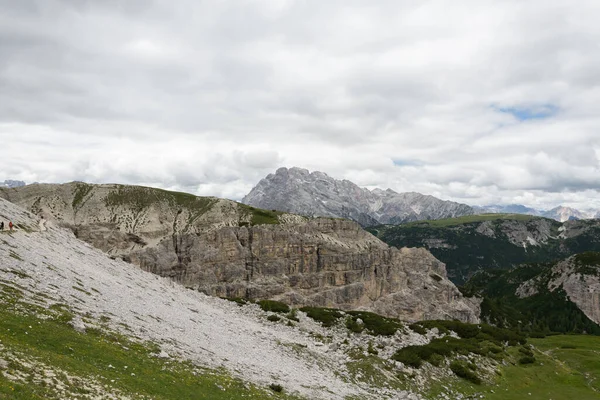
[
  {"x1": 0, "y1": 182, "x2": 479, "y2": 322},
  {"x1": 517, "y1": 255, "x2": 600, "y2": 325}
]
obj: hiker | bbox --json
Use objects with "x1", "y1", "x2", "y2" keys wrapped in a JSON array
[
  {"x1": 0, "y1": 221, "x2": 3, "y2": 230},
  {"x1": 8, "y1": 221, "x2": 13, "y2": 231},
  {"x1": 39, "y1": 216, "x2": 47, "y2": 231}
]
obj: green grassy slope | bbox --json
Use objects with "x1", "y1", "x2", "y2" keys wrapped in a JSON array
[
  {"x1": 0, "y1": 283, "x2": 301, "y2": 400},
  {"x1": 426, "y1": 334, "x2": 600, "y2": 400}
]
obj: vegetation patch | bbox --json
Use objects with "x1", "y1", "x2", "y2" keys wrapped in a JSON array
[
  {"x1": 0, "y1": 290, "x2": 302, "y2": 399},
  {"x1": 449, "y1": 360, "x2": 481, "y2": 384},
  {"x1": 71, "y1": 182, "x2": 93, "y2": 210},
  {"x1": 238, "y1": 204, "x2": 283, "y2": 225},
  {"x1": 300, "y1": 306, "x2": 343, "y2": 327},
  {"x1": 345, "y1": 311, "x2": 403, "y2": 336},
  {"x1": 257, "y1": 299, "x2": 290, "y2": 313}
]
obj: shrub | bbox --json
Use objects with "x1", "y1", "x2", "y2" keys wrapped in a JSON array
[
  {"x1": 367, "y1": 341, "x2": 378, "y2": 355},
  {"x1": 518, "y1": 347, "x2": 534, "y2": 357},
  {"x1": 518, "y1": 356, "x2": 536, "y2": 364},
  {"x1": 286, "y1": 308, "x2": 299, "y2": 322},
  {"x1": 269, "y1": 383, "x2": 283, "y2": 392},
  {"x1": 267, "y1": 315, "x2": 281, "y2": 322},
  {"x1": 409, "y1": 323, "x2": 427, "y2": 335},
  {"x1": 392, "y1": 347, "x2": 422, "y2": 368},
  {"x1": 300, "y1": 306, "x2": 343, "y2": 327},
  {"x1": 428, "y1": 353, "x2": 444, "y2": 367},
  {"x1": 346, "y1": 317, "x2": 364, "y2": 333},
  {"x1": 346, "y1": 311, "x2": 403, "y2": 336},
  {"x1": 257, "y1": 300, "x2": 290, "y2": 313},
  {"x1": 222, "y1": 297, "x2": 247, "y2": 306},
  {"x1": 450, "y1": 361, "x2": 481, "y2": 384}
]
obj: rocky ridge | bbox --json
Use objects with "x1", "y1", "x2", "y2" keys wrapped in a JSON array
[
  {"x1": 1, "y1": 196, "x2": 425, "y2": 399},
  {"x1": 516, "y1": 254, "x2": 600, "y2": 325},
  {"x1": 0, "y1": 182, "x2": 479, "y2": 323},
  {"x1": 242, "y1": 167, "x2": 474, "y2": 226}
]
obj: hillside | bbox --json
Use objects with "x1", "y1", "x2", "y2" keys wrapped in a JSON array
[
  {"x1": 242, "y1": 167, "x2": 474, "y2": 226},
  {"x1": 3, "y1": 197, "x2": 600, "y2": 399},
  {"x1": 0, "y1": 182, "x2": 479, "y2": 323},
  {"x1": 462, "y1": 253, "x2": 600, "y2": 335},
  {"x1": 369, "y1": 214, "x2": 600, "y2": 284}
]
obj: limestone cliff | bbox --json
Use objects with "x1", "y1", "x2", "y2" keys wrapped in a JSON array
[
  {"x1": 517, "y1": 254, "x2": 600, "y2": 325},
  {"x1": 0, "y1": 182, "x2": 479, "y2": 322}
]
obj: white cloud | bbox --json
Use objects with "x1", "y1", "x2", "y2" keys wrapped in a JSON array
[{"x1": 1, "y1": 0, "x2": 600, "y2": 210}]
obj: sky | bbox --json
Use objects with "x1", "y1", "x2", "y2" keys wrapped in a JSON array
[{"x1": 1, "y1": 0, "x2": 600, "y2": 210}]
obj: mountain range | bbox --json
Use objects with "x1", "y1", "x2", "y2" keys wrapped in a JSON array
[
  {"x1": 243, "y1": 168, "x2": 600, "y2": 225},
  {"x1": 475, "y1": 204, "x2": 599, "y2": 222},
  {"x1": 0, "y1": 179, "x2": 25, "y2": 188},
  {"x1": 2, "y1": 181, "x2": 600, "y2": 398},
  {"x1": 242, "y1": 167, "x2": 474, "y2": 226}
]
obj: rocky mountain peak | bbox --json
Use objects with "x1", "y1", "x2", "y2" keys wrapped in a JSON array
[{"x1": 243, "y1": 167, "x2": 474, "y2": 226}]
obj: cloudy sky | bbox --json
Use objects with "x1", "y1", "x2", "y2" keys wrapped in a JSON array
[{"x1": 1, "y1": 0, "x2": 600, "y2": 210}]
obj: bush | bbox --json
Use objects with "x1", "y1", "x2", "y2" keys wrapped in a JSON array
[
  {"x1": 392, "y1": 347, "x2": 422, "y2": 368},
  {"x1": 222, "y1": 297, "x2": 247, "y2": 306},
  {"x1": 286, "y1": 308, "x2": 299, "y2": 322},
  {"x1": 518, "y1": 356, "x2": 536, "y2": 364},
  {"x1": 518, "y1": 346, "x2": 534, "y2": 357},
  {"x1": 269, "y1": 383, "x2": 283, "y2": 393},
  {"x1": 409, "y1": 323, "x2": 427, "y2": 335},
  {"x1": 346, "y1": 317, "x2": 364, "y2": 333},
  {"x1": 450, "y1": 361, "x2": 481, "y2": 384},
  {"x1": 267, "y1": 315, "x2": 281, "y2": 322},
  {"x1": 346, "y1": 311, "x2": 403, "y2": 336},
  {"x1": 300, "y1": 306, "x2": 343, "y2": 327},
  {"x1": 257, "y1": 300, "x2": 290, "y2": 313},
  {"x1": 367, "y1": 341, "x2": 378, "y2": 355}
]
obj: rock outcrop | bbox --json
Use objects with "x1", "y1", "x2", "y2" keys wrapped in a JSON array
[
  {"x1": 242, "y1": 167, "x2": 474, "y2": 226},
  {"x1": 518, "y1": 255, "x2": 600, "y2": 325},
  {"x1": 0, "y1": 182, "x2": 479, "y2": 322}
]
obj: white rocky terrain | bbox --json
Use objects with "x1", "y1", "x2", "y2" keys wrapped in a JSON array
[
  {"x1": 0, "y1": 197, "x2": 427, "y2": 400},
  {"x1": 0, "y1": 182, "x2": 479, "y2": 323},
  {"x1": 243, "y1": 167, "x2": 474, "y2": 226}
]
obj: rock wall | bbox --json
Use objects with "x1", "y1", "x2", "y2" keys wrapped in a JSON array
[{"x1": 1, "y1": 183, "x2": 480, "y2": 322}]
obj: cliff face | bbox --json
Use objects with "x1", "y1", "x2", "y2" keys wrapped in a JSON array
[
  {"x1": 517, "y1": 255, "x2": 600, "y2": 325},
  {"x1": 242, "y1": 167, "x2": 474, "y2": 226},
  {"x1": 0, "y1": 182, "x2": 479, "y2": 322}
]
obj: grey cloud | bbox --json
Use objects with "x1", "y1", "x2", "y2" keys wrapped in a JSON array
[{"x1": 1, "y1": 0, "x2": 600, "y2": 208}]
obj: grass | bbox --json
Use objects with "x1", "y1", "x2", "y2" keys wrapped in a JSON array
[
  {"x1": 425, "y1": 334, "x2": 600, "y2": 400},
  {"x1": 0, "y1": 288, "x2": 302, "y2": 399},
  {"x1": 104, "y1": 185, "x2": 217, "y2": 224},
  {"x1": 238, "y1": 204, "x2": 283, "y2": 225}
]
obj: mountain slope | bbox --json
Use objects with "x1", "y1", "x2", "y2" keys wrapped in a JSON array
[
  {"x1": 462, "y1": 253, "x2": 600, "y2": 335},
  {"x1": 368, "y1": 214, "x2": 600, "y2": 284},
  {"x1": 0, "y1": 196, "x2": 423, "y2": 399},
  {"x1": 0, "y1": 182, "x2": 479, "y2": 323},
  {"x1": 242, "y1": 167, "x2": 474, "y2": 226}
]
